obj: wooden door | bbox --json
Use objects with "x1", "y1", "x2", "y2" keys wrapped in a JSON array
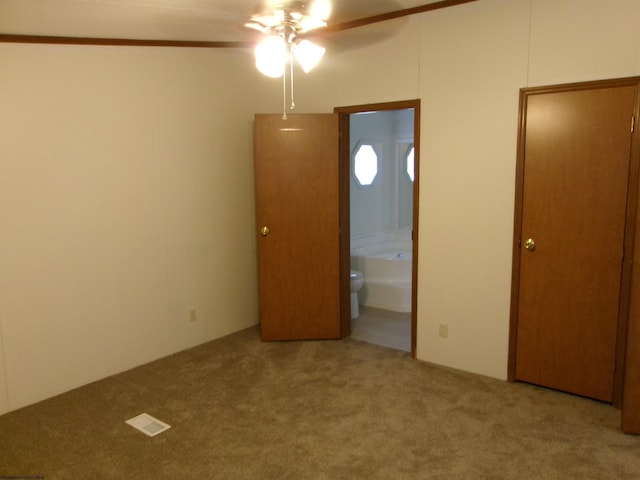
[
  {"x1": 513, "y1": 83, "x2": 636, "y2": 402},
  {"x1": 622, "y1": 81, "x2": 640, "y2": 434},
  {"x1": 623, "y1": 200, "x2": 640, "y2": 432},
  {"x1": 254, "y1": 113, "x2": 345, "y2": 341}
]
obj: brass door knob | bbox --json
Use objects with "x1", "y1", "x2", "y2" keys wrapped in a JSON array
[
  {"x1": 523, "y1": 238, "x2": 536, "y2": 251},
  {"x1": 260, "y1": 226, "x2": 269, "y2": 237}
]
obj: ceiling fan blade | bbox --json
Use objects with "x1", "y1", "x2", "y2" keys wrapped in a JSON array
[
  {"x1": 244, "y1": 21, "x2": 271, "y2": 34},
  {"x1": 304, "y1": 15, "x2": 410, "y2": 53}
]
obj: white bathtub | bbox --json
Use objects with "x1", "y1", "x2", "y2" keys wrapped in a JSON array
[{"x1": 354, "y1": 245, "x2": 412, "y2": 313}]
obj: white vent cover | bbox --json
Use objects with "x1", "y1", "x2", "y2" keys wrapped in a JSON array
[{"x1": 125, "y1": 413, "x2": 171, "y2": 437}]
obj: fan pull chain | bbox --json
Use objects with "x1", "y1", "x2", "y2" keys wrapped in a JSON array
[
  {"x1": 282, "y1": 58, "x2": 287, "y2": 120},
  {"x1": 289, "y1": 48, "x2": 296, "y2": 111},
  {"x1": 281, "y1": 44, "x2": 297, "y2": 120}
]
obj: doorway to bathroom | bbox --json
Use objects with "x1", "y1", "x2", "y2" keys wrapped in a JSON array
[{"x1": 335, "y1": 100, "x2": 420, "y2": 356}]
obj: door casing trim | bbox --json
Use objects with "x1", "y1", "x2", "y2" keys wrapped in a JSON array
[
  {"x1": 334, "y1": 99, "x2": 421, "y2": 358},
  {"x1": 508, "y1": 76, "x2": 640, "y2": 409}
]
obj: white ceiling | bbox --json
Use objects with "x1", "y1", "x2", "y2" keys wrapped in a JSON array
[{"x1": 0, "y1": 0, "x2": 446, "y2": 44}]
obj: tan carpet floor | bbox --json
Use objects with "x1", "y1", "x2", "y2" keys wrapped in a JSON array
[{"x1": 1, "y1": 325, "x2": 639, "y2": 479}]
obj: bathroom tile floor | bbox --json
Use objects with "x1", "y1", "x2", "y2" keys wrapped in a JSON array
[{"x1": 350, "y1": 306, "x2": 411, "y2": 353}]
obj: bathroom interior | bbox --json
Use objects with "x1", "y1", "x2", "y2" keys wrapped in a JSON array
[{"x1": 349, "y1": 108, "x2": 415, "y2": 352}]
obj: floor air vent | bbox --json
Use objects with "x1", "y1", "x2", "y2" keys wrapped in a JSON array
[{"x1": 125, "y1": 413, "x2": 171, "y2": 437}]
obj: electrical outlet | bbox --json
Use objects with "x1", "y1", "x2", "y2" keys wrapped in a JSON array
[
  {"x1": 439, "y1": 322, "x2": 448, "y2": 338},
  {"x1": 189, "y1": 309, "x2": 197, "y2": 322}
]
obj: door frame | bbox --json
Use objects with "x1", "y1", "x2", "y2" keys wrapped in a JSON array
[
  {"x1": 508, "y1": 77, "x2": 640, "y2": 408},
  {"x1": 334, "y1": 99, "x2": 421, "y2": 357}
]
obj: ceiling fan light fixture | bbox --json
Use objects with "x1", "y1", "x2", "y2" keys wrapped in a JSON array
[
  {"x1": 255, "y1": 36, "x2": 286, "y2": 78},
  {"x1": 248, "y1": 1, "x2": 331, "y2": 116},
  {"x1": 293, "y1": 39, "x2": 325, "y2": 73}
]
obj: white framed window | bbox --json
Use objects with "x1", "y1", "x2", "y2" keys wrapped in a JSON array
[
  {"x1": 405, "y1": 145, "x2": 415, "y2": 182},
  {"x1": 353, "y1": 143, "x2": 378, "y2": 186}
]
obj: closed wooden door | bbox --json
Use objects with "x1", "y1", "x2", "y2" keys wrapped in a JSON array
[
  {"x1": 254, "y1": 113, "x2": 345, "y2": 341},
  {"x1": 514, "y1": 83, "x2": 636, "y2": 402}
]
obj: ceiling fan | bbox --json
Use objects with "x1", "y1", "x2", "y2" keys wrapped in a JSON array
[
  {"x1": 244, "y1": 1, "x2": 332, "y2": 118},
  {"x1": 245, "y1": 1, "x2": 330, "y2": 75}
]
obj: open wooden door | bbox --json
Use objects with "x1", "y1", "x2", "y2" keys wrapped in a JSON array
[{"x1": 254, "y1": 113, "x2": 348, "y2": 341}]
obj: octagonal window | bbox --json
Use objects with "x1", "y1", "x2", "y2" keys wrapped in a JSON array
[
  {"x1": 354, "y1": 144, "x2": 378, "y2": 186},
  {"x1": 405, "y1": 146, "x2": 415, "y2": 182}
]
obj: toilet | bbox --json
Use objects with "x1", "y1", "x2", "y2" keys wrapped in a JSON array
[{"x1": 350, "y1": 270, "x2": 364, "y2": 319}]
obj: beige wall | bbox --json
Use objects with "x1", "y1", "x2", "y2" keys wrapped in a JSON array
[
  {"x1": 1, "y1": 0, "x2": 639, "y2": 414},
  {"x1": 0, "y1": 46, "x2": 267, "y2": 412},
  {"x1": 415, "y1": 0, "x2": 530, "y2": 378}
]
